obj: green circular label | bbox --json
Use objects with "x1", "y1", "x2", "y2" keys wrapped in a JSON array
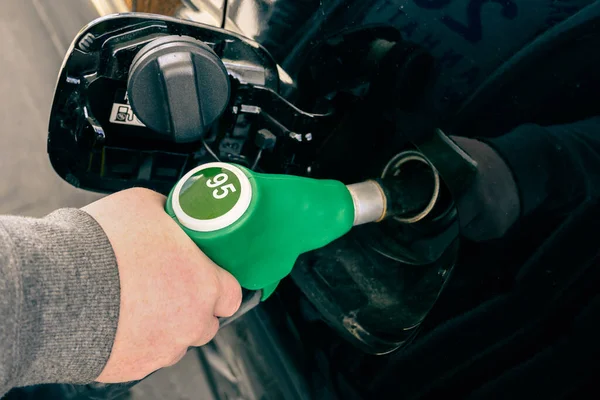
[{"x1": 178, "y1": 167, "x2": 242, "y2": 220}]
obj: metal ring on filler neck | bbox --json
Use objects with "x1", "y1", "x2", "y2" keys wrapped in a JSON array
[{"x1": 382, "y1": 150, "x2": 440, "y2": 224}]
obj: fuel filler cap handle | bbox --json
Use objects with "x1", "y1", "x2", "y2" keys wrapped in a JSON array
[{"x1": 127, "y1": 35, "x2": 231, "y2": 143}]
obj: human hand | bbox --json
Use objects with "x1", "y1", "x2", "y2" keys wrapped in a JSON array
[{"x1": 83, "y1": 188, "x2": 242, "y2": 383}]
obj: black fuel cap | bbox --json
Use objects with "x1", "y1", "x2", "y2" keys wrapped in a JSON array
[{"x1": 127, "y1": 35, "x2": 230, "y2": 143}]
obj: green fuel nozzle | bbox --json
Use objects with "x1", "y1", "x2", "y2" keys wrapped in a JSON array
[{"x1": 166, "y1": 161, "x2": 437, "y2": 300}]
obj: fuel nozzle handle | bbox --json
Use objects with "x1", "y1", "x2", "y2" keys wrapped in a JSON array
[{"x1": 166, "y1": 160, "x2": 438, "y2": 301}]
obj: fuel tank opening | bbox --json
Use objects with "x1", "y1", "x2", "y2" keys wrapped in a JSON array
[{"x1": 379, "y1": 150, "x2": 440, "y2": 224}]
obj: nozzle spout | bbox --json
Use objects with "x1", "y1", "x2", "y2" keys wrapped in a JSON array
[{"x1": 346, "y1": 181, "x2": 387, "y2": 225}]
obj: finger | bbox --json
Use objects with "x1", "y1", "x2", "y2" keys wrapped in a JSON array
[
  {"x1": 165, "y1": 348, "x2": 188, "y2": 367},
  {"x1": 213, "y1": 267, "x2": 242, "y2": 318},
  {"x1": 192, "y1": 316, "x2": 220, "y2": 347}
]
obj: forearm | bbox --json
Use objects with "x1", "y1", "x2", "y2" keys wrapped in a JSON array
[{"x1": 0, "y1": 209, "x2": 120, "y2": 396}]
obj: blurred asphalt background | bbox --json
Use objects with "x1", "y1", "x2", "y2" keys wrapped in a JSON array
[
  {"x1": 0, "y1": 0, "x2": 103, "y2": 217},
  {"x1": 0, "y1": 1, "x2": 214, "y2": 398}
]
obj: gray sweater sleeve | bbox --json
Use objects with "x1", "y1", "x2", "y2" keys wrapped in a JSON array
[{"x1": 0, "y1": 208, "x2": 120, "y2": 397}]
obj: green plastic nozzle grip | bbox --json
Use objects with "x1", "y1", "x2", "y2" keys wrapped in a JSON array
[{"x1": 166, "y1": 164, "x2": 354, "y2": 299}]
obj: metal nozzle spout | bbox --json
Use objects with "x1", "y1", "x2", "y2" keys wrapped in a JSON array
[{"x1": 347, "y1": 181, "x2": 387, "y2": 226}]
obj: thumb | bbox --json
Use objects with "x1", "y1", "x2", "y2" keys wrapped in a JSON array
[{"x1": 213, "y1": 267, "x2": 242, "y2": 318}]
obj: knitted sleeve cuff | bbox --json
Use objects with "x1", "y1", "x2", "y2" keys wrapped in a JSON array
[{"x1": 0, "y1": 208, "x2": 120, "y2": 391}]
